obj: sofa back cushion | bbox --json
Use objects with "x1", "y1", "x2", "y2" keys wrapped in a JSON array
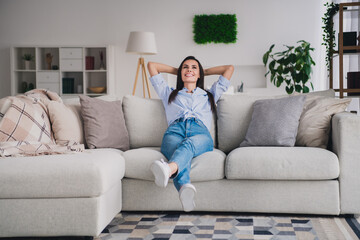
[
  {"x1": 62, "y1": 95, "x2": 120, "y2": 147},
  {"x1": 122, "y1": 95, "x2": 216, "y2": 148},
  {"x1": 217, "y1": 89, "x2": 336, "y2": 153},
  {"x1": 217, "y1": 95, "x2": 275, "y2": 153}
]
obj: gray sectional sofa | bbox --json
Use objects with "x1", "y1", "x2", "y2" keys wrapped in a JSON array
[{"x1": 1, "y1": 90, "x2": 359, "y2": 238}]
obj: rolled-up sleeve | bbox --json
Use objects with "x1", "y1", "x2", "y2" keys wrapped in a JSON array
[
  {"x1": 209, "y1": 75, "x2": 231, "y2": 103},
  {"x1": 150, "y1": 74, "x2": 172, "y2": 101}
]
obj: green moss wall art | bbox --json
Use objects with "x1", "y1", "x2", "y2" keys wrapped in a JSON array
[{"x1": 193, "y1": 14, "x2": 237, "y2": 44}]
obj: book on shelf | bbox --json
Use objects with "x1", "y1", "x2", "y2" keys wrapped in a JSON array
[
  {"x1": 62, "y1": 77, "x2": 75, "y2": 94},
  {"x1": 347, "y1": 71, "x2": 360, "y2": 96}
]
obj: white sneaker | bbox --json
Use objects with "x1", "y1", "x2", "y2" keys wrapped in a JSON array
[
  {"x1": 179, "y1": 183, "x2": 196, "y2": 212},
  {"x1": 150, "y1": 159, "x2": 171, "y2": 188}
]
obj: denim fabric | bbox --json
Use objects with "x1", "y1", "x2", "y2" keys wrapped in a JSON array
[{"x1": 161, "y1": 118, "x2": 213, "y2": 191}]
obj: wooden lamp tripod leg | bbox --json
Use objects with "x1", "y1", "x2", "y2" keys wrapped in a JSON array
[
  {"x1": 141, "y1": 58, "x2": 151, "y2": 98},
  {"x1": 132, "y1": 57, "x2": 152, "y2": 98},
  {"x1": 132, "y1": 58, "x2": 141, "y2": 95},
  {"x1": 141, "y1": 60, "x2": 146, "y2": 98}
]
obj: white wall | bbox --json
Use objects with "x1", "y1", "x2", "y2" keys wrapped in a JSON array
[{"x1": 0, "y1": 0, "x2": 325, "y2": 99}]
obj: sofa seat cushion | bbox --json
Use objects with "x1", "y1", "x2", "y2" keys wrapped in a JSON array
[
  {"x1": 0, "y1": 148, "x2": 125, "y2": 199},
  {"x1": 226, "y1": 147, "x2": 339, "y2": 180},
  {"x1": 123, "y1": 147, "x2": 226, "y2": 182}
]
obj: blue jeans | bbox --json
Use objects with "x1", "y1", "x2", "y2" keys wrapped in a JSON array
[{"x1": 161, "y1": 117, "x2": 213, "y2": 191}]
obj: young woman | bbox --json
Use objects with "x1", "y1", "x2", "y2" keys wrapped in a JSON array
[{"x1": 147, "y1": 56, "x2": 234, "y2": 212}]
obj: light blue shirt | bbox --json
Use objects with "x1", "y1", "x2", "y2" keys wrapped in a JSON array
[{"x1": 150, "y1": 73, "x2": 230, "y2": 131}]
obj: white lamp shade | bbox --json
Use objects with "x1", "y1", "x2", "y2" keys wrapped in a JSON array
[{"x1": 126, "y1": 31, "x2": 157, "y2": 55}]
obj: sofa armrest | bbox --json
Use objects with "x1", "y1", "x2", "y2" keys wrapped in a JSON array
[{"x1": 332, "y1": 112, "x2": 360, "y2": 214}]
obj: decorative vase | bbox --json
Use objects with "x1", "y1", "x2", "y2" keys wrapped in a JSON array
[
  {"x1": 99, "y1": 51, "x2": 105, "y2": 70},
  {"x1": 99, "y1": 60, "x2": 105, "y2": 70},
  {"x1": 24, "y1": 60, "x2": 30, "y2": 70}
]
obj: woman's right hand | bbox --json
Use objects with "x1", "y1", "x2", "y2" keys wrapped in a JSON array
[{"x1": 147, "y1": 62, "x2": 178, "y2": 77}]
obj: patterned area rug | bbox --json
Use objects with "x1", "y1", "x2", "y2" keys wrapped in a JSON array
[{"x1": 97, "y1": 212, "x2": 360, "y2": 240}]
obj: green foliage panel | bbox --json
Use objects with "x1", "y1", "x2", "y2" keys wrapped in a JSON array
[{"x1": 193, "y1": 14, "x2": 237, "y2": 44}]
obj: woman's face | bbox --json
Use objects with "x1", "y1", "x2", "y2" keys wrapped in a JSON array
[{"x1": 181, "y1": 59, "x2": 200, "y2": 84}]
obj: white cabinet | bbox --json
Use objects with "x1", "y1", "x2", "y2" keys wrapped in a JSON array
[{"x1": 10, "y1": 46, "x2": 114, "y2": 97}]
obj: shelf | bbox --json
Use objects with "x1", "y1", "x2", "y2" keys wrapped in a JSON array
[
  {"x1": 37, "y1": 70, "x2": 60, "y2": 72},
  {"x1": 334, "y1": 88, "x2": 360, "y2": 93},
  {"x1": 334, "y1": 46, "x2": 360, "y2": 54},
  {"x1": 329, "y1": 2, "x2": 360, "y2": 98},
  {"x1": 11, "y1": 46, "x2": 113, "y2": 96},
  {"x1": 85, "y1": 70, "x2": 107, "y2": 73},
  {"x1": 14, "y1": 70, "x2": 36, "y2": 72}
]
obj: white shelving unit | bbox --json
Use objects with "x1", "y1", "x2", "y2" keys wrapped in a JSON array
[{"x1": 10, "y1": 46, "x2": 115, "y2": 97}]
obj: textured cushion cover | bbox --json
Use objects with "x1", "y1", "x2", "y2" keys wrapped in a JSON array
[
  {"x1": 217, "y1": 95, "x2": 276, "y2": 153},
  {"x1": 122, "y1": 95, "x2": 216, "y2": 148},
  {"x1": 48, "y1": 101, "x2": 84, "y2": 143},
  {"x1": 80, "y1": 95, "x2": 129, "y2": 150},
  {"x1": 123, "y1": 148, "x2": 226, "y2": 182},
  {"x1": 240, "y1": 95, "x2": 306, "y2": 147},
  {"x1": 296, "y1": 95, "x2": 351, "y2": 148},
  {"x1": 226, "y1": 147, "x2": 339, "y2": 180},
  {"x1": 0, "y1": 148, "x2": 125, "y2": 198}
]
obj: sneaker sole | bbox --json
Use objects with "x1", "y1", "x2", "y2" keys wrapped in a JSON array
[
  {"x1": 180, "y1": 186, "x2": 196, "y2": 212},
  {"x1": 150, "y1": 162, "x2": 168, "y2": 188}
]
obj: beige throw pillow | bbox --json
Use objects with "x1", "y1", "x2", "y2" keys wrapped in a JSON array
[
  {"x1": 48, "y1": 101, "x2": 84, "y2": 144},
  {"x1": 296, "y1": 96, "x2": 351, "y2": 148},
  {"x1": 80, "y1": 95, "x2": 129, "y2": 151}
]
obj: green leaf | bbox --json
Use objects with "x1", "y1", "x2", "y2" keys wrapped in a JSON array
[
  {"x1": 295, "y1": 73, "x2": 302, "y2": 83},
  {"x1": 296, "y1": 63, "x2": 302, "y2": 71},
  {"x1": 286, "y1": 86, "x2": 294, "y2": 94},
  {"x1": 263, "y1": 52, "x2": 270, "y2": 65},
  {"x1": 269, "y1": 44, "x2": 275, "y2": 52},
  {"x1": 304, "y1": 65, "x2": 311, "y2": 76},
  {"x1": 289, "y1": 53, "x2": 296, "y2": 63},
  {"x1": 276, "y1": 76, "x2": 283, "y2": 87},
  {"x1": 270, "y1": 72, "x2": 276, "y2": 83},
  {"x1": 269, "y1": 60, "x2": 276, "y2": 71},
  {"x1": 295, "y1": 84, "x2": 303, "y2": 93},
  {"x1": 303, "y1": 86, "x2": 310, "y2": 93},
  {"x1": 283, "y1": 67, "x2": 290, "y2": 74}
]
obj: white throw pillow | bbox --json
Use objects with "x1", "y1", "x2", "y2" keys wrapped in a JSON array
[{"x1": 296, "y1": 95, "x2": 351, "y2": 148}]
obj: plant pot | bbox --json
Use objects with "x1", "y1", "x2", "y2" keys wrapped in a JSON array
[{"x1": 24, "y1": 60, "x2": 30, "y2": 70}]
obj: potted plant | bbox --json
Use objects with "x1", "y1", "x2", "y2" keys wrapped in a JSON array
[
  {"x1": 22, "y1": 53, "x2": 34, "y2": 70},
  {"x1": 263, "y1": 40, "x2": 315, "y2": 94}
]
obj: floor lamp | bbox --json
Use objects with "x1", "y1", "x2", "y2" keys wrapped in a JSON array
[{"x1": 126, "y1": 31, "x2": 157, "y2": 98}]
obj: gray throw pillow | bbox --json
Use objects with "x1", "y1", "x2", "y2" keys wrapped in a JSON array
[
  {"x1": 240, "y1": 95, "x2": 306, "y2": 147},
  {"x1": 80, "y1": 95, "x2": 129, "y2": 151}
]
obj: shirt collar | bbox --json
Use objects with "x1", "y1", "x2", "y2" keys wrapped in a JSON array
[{"x1": 181, "y1": 87, "x2": 206, "y2": 95}]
